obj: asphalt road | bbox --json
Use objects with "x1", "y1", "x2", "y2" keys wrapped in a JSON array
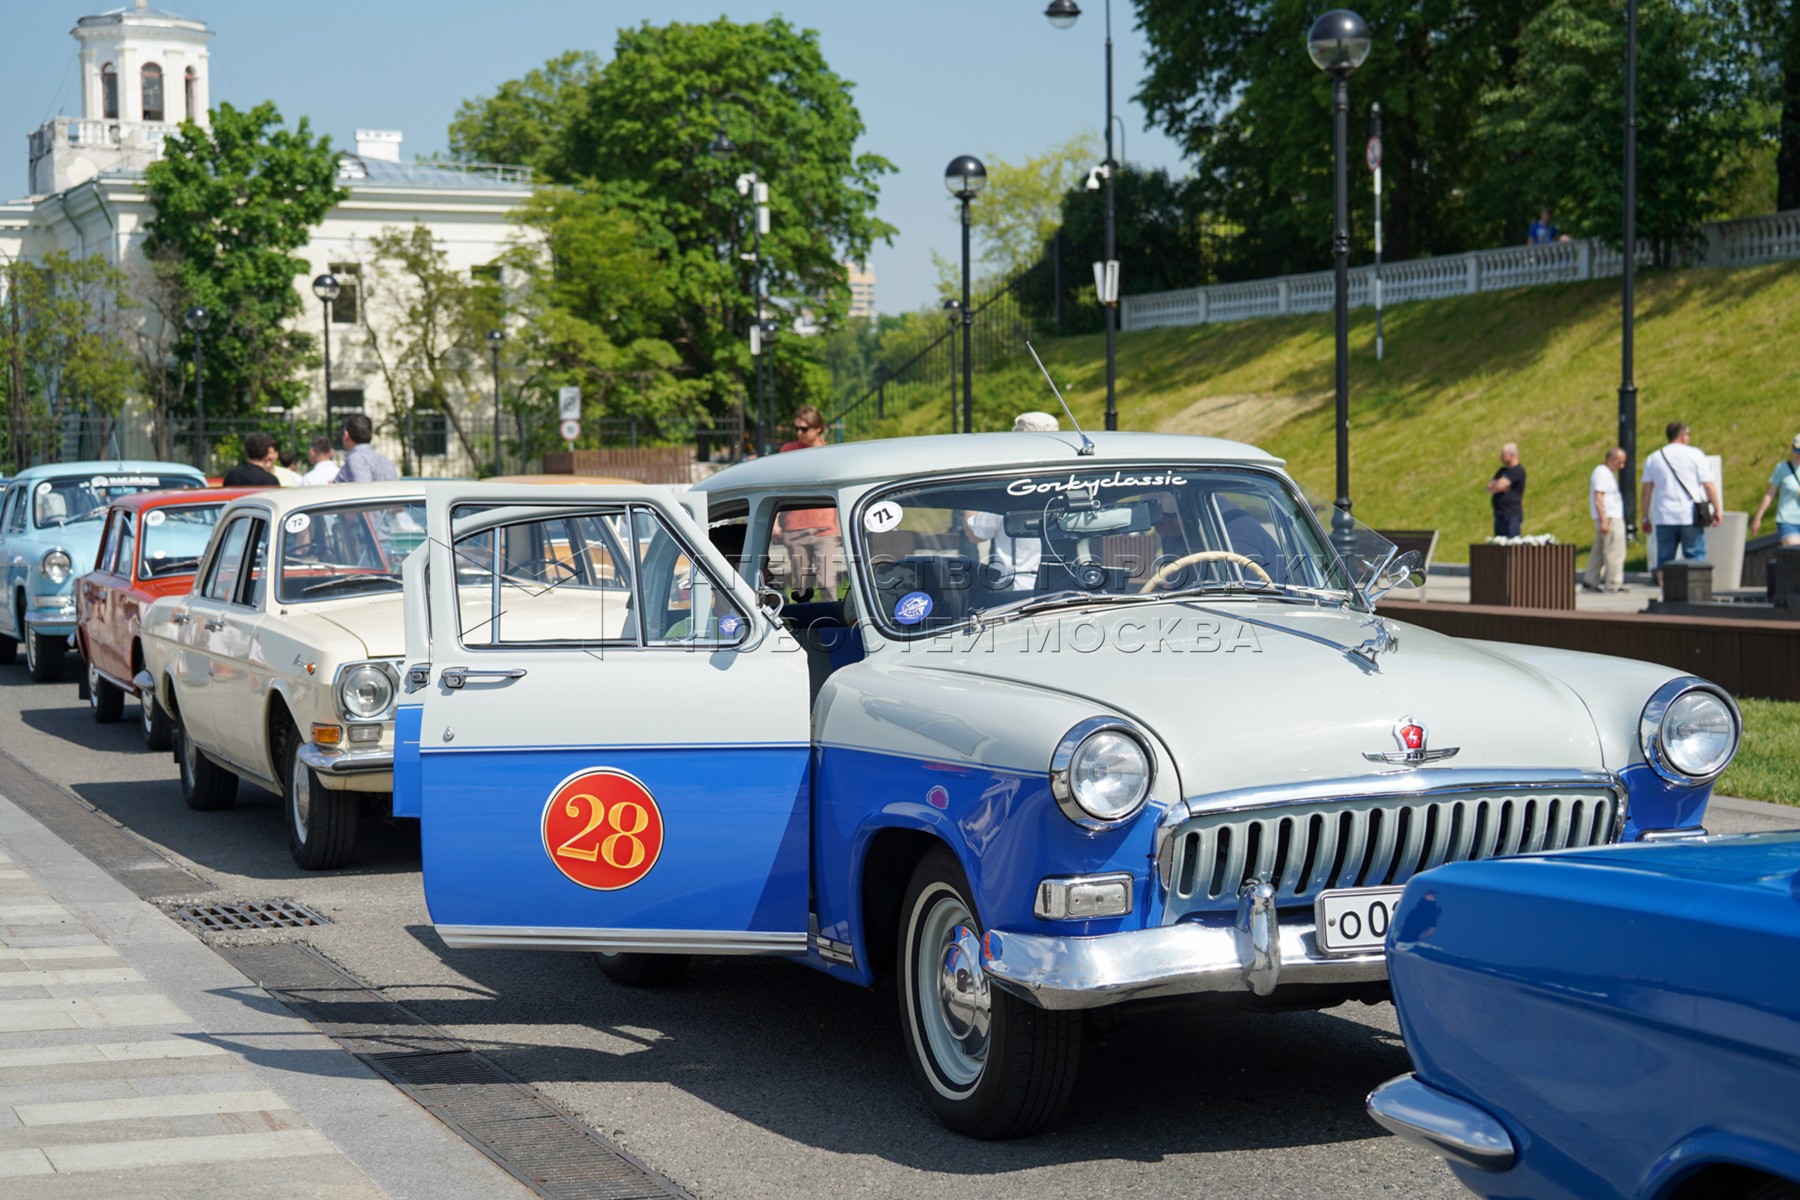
[{"x1": 3, "y1": 661, "x2": 1793, "y2": 1200}]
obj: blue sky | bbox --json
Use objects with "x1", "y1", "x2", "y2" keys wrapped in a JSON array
[{"x1": 1, "y1": 1, "x2": 1190, "y2": 315}]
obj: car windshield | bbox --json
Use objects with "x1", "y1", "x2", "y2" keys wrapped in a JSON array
[
  {"x1": 277, "y1": 500, "x2": 425, "y2": 603},
  {"x1": 33, "y1": 474, "x2": 199, "y2": 528},
  {"x1": 137, "y1": 503, "x2": 226, "y2": 579},
  {"x1": 856, "y1": 466, "x2": 1378, "y2": 636}
]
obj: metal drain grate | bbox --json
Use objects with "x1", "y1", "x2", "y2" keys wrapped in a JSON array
[{"x1": 174, "y1": 899, "x2": 332, "y2": 932}]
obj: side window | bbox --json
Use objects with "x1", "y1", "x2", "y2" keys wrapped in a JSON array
[
  {"x1": 98, "y1": 513, "x2": 125, "y2": 574},
  {"x1": 636, "y1": 508, "x2": 749, "y2": 645},
  {"x1": 202, "y1": 518, "x2": 252, "y2": 603},
  {"x1": 246, "y1": 521, "x2": 269, "y2": 607},
  {"x1": 3, "y1": 488, "x2": 25, "y2": 534},
  {"x1": 452, "y1": 507, "x2": 639, "y2": 647},
  {"x1": 117, "y1": 514, "x2": 137, "y2": 580},
  {"x1": 762, "y1": 499, "x2": 844, "y2": 604}
]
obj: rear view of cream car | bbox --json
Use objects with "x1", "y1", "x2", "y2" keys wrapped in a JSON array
[{"x1": 140, "y1": 483, "x2": 424, "y2": 868}]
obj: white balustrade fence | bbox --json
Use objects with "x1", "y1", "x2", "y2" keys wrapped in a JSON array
[{"x1": 1121, "y1": 209, "x2": 1800, "y2": 332}]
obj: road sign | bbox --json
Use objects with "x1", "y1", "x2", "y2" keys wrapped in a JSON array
[
  {"x1": 557, "y1": 386, "x2": 581, "y2": 421},
  {"x1": 1366, "y1": 135, "x2": 1382, "y2": 173},
  {"x1": 559, "y1": 418, "x2": 581, "y2": 442}
]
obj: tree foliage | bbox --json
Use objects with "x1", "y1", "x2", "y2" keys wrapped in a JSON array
[
  {"x1": 970, "y1": 134, "x2": 1100, "y2": 273},
  {"x1": 1134, "y1": 0, "x2": 1778, "y2": 279},
  {"x1": 448, "y1": 18, "x2": 894, "y2": 427},
  {"x1": 143, "y1": 101, "x2": 347, "y2": 416},
  {"x1": 1, "y1": 251, "x2": 138, "y2": 470}
]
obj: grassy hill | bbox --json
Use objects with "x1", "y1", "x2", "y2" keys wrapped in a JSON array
[{"x1": 866, "y1": 261, "x2": 1800, "y2": 565}]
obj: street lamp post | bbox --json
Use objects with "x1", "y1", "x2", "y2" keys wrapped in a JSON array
[
  {"x1": 487, "y1": 329, "x2": 504, "y2": 476},
  {"x1": 709, "y1": 110, "x2": 772, "y2": 454},
  {"x1": 944, "y1": 156, "x2": 986, "y2": 434},
  {"x1": 311, "y1": 273, "x2": 340, "y2": 407},
  {"x1": 1046, "y1": 0, "x2": 1120, "y2": 431},
  {"x1": 183, "y1": 305, "x2": 211, "y2": 471},
  {"x1": 1619, "y1": 0, "x2": 1639, "y2": 535},
  {"x1": 1308, "y1": 9, "x2": 1372, "y2": 565},
  {"x1": 942, "y1": 299, "x2": 961, "y2": 433}
]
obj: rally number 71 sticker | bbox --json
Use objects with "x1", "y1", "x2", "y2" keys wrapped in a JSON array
[{"x1": 541, "y1": 768, "x2": 664, "y2": 890}]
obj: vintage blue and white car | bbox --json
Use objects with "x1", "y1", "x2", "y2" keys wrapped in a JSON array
[
  {"x1": 1369, "y1": 832, "x2": 1800, "y2": 1200},
  {"x1": 394, "y1": 432, "x2": 1740, "y2": 1138},
  {"x1": 0, "y1": 460, "x2": 205, "y2": 680}
]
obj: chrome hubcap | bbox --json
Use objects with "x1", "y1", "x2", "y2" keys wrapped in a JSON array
[
  {"x1": 291, "y1": 754, "x2": 311, "y2": 840},
  {"x1": 936, "y1": 923, "x2": 991, "y2": 1060}
]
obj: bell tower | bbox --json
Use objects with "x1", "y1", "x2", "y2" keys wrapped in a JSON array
[{"x1": 28, "y1": 2, "x2": 213, "y2": 195}]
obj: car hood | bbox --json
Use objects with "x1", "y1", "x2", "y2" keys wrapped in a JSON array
[
  {"x1": 1505, "y1": 831, "x2": 1800, "y2": 893},
  {"x1": 907, "y1": 601, "x2": 1607, "y2": 797},
  {"x1": 32, "y1": 522, "x2": 105, "y2": 570},
  {"x1": 278, "y1": 595, "x2": 406, "y2": 661}
]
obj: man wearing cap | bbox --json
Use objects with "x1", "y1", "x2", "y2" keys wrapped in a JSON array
[
  {"x1": 1751, "y1": 434, "x2": 1800, "y2": 547},
  {"x1": 1583, "y1": 447, "x2": 1628, "y2": 592},
  {"x1": 963, "y1": 413, "x2": 1061, "y2": 590}
]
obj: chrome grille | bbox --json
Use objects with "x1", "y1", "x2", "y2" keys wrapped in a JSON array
[{"x1": 1162, "y1": 790, "x2": 1618, "y2": 915}]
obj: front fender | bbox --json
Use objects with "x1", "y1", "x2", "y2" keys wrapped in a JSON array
[{"x1": 1643, "y1": 1131, "x2": 1800, "y2": 1200}]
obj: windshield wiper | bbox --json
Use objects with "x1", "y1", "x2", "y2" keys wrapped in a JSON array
[
  {"x1": 1148, "y1": 579, "x2": 1355, "y2": 604},
  {"x1": 299, "y1": 573, "x2": 403, "y2": 596},
  {"x1": 968, "y1": 589, "x2": 1164, "y2": 628}
]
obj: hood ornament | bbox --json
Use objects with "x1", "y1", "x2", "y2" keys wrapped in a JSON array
[
  {"x1": 1363, "y1": 716, "x2": 1459, "y2": 767},
  {"x1": 1349, "y1": 617, "x2": 1398, "y2": 666}
]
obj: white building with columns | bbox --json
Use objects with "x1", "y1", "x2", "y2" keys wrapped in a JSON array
[{"x1": 1, "y1": 2, "x2": 532, "y2": 474}]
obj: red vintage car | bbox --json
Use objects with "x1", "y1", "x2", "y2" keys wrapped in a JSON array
[{"x1": 75, "y1": 487, "x2": 263, "y2": 747}]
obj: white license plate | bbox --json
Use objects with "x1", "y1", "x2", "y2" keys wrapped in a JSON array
[{"x1": 1315, "y1": 886, "x2": 1406, "y2": 955}]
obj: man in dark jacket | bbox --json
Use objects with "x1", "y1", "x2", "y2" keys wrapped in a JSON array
[{"x1": 222, "y1": 432, "x2": 280, "y2": 487}]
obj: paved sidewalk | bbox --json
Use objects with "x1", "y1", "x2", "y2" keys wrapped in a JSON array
[{"x1": 0, "y1": 792, "x2": 527, "y2": 1200}]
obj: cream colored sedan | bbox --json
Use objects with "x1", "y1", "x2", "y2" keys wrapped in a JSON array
[{"x1": 139, "y1": 483, "x2": 424, "y2": 869}]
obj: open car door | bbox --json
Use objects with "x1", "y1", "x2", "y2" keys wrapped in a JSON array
[{"x1": 405, "y1": 483, "x2": 811, "y2": 956}]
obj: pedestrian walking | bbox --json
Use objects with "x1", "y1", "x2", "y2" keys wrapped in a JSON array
[
  {"x1": 300, "y1": 435, "x2": 339, "y2": 485},
  {"x1": 221, "y1": 432, "x2": 281, "y2": 487},
  {"x1": 333, "y1": 413, "x2": 399, "y2": 483},
  {"x1": 1582, "y1": 447, "x2": 1627, "y2": 592},
  {"x1": 1640, "y1": 421, "x2": 1722, "y2": 570},
  {"x1": 1485, "y1": 442, "x2": 1526, "y2": 538},
  {"x1": 1750, "y1": 433, "x2": 1800, "y2": 547}
]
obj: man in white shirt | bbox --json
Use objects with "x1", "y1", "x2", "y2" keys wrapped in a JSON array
[
  {"x1": 1639, "y1": 421, "x2": 1722, "y2": 570},
  {"x1": 300, "y1": 436, "x2": 338, "y2": 486},
  {"x1": 964, "y1": 413, "x2": 1059, "y2": 590},
  {"x1": 1582, "y1": 447, "x2": 1627, "y2": 592}
]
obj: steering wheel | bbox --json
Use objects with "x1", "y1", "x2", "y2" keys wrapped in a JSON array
[
  {"x1": 513, "y1": 557, "x2": 580, "y2": 584},
  {"x1": 1139, "y1": 549, "x2": 1273, "y2": 593}
]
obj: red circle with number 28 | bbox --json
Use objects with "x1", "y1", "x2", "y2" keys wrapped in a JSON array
[{"x1": 541, "y1": 769, "x2": 665, "y2": 890}]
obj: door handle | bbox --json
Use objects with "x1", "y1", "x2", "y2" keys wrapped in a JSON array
[
  {"x1": 204, "y1": 617, "x2": 226, "y2": 632},
  {"x1": 440, "y1": 666, "x2": 527, "y2": 689},
  {"x1": 171, "y1": 612, "x2": 191, "y2": 625}
]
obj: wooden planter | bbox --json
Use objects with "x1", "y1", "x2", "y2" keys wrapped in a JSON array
[{"x1": 1468, "y1": 543, "x2": 1576, "y2": 610}]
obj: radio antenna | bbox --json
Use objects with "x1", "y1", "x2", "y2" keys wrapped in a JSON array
[{"x1": 1024, "y1": 341, "x2": 1096, "y2": 456}]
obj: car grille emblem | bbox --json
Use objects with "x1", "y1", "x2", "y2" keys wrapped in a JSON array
[{"x1": 1363, "y1": 715, "x2": 1459, "y2": 766}]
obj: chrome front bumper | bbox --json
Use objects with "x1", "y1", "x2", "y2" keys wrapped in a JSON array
[
  {"x1": 297, "y1": 743, "x2": 395, "y2": 777},
  {"x1": 23, "y1": 609, "x2": 75, "y2": 638},
  {"x1": 982, "y1": 882, "x2": 1387, "y2": 1011},
  {"x1": 1366, "y1": 1074, "x2": 1516, "y2": 1171}
]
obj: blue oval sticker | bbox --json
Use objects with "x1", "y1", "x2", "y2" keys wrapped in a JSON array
[
  {"x1": 719, "y1": 614, "x2": 742, "y2": 638},
  {"x1": 894, "y1": 590, "x2": 934, "y2": 625}
]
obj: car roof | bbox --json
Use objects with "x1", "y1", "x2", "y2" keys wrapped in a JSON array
[
  {"x1": 111, "y1": 486, "x2": 265, "y2": 514},
  {"x1": 7, "y1": 461, "x2": 208, "y2": 483},
  {"x1": 220, "y1": 481, "x2": 425, "y2": 518},
  {"x1": 693, "y1": 431, "x2": 1284, "y2": 494}
]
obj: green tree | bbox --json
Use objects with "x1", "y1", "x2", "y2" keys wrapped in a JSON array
[
  {"x1": 970, "y1": 134, "x2": 1099, "y2": 273},
  {"x1": 143, "y1": 100, "x2": 348, "y2": 420},
  {"x1": 1475, "y1": 0, "x2": 1767, "y2": 254},
  {"x1": 446, "y1": 50, "x2": 602, "y2": 181},
  {"x1": 450, "y1": 18, "x2": 895, "y2": 423},
  {"x1": 1, "y1": 250, "x2": 137, "y2": 470}
]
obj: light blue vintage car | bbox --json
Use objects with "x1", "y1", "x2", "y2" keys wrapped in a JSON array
[
  {"x1": 0, "y1": 460, "x2": 205, "y2": 680},
  {"x1": 393, "y1": 432, "x2": 1741, "y2": 1138}
]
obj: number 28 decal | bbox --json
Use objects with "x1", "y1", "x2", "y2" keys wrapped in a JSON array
[{"x1": 541, "y1": 768, "x2": 665, "y2": 890}]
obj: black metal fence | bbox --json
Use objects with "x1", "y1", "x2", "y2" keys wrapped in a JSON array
[{"x1": 830, "y1": 253, "x2": 1066, "y2": 442}]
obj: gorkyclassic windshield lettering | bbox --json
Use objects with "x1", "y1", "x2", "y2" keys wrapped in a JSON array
[{"x1": 393, "y1": 432, "x2": 1738, "y2": 1139}]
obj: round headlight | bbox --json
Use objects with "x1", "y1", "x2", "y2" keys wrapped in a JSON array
[
  {"x1": 40, "y1": 549, "x2": 72, "y2": 585},
  {"x1": 339, "y1": 664, "x2": 395, "y2": 720},
  {"x1": 1660, "y1": 690, "x2": 1736, "y2": 778},
  {"x1": 1051, "y1": 719, "x2": 1153, "y2": 828}
]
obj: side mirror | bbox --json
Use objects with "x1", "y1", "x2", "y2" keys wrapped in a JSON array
[
  {"x1": 1366, "y1": 549, "x2": 1425, "y2": 601},
  {"x1": 753, "y1": 571, "x2": 785, "y2": 619}
]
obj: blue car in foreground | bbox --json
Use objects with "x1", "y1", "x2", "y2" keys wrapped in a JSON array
[{"x1": 1370, "y1": 832, "x2": 1800, "y2": 1200}]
